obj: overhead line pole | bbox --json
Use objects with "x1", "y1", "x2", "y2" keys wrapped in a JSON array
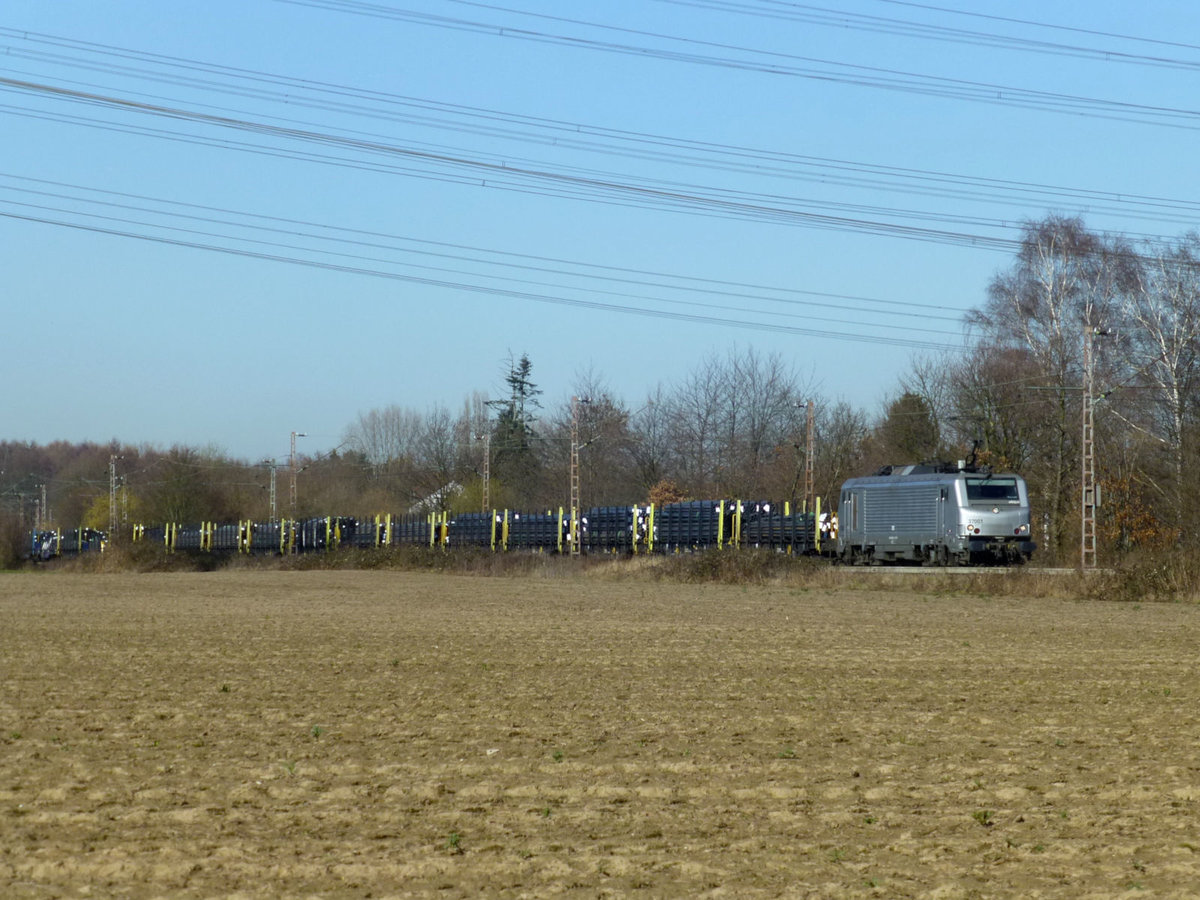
[
  {"x1": 570, "y1": 396, "x2": 589, "y2": 556},
  {"x1": 290, "y1": 431, "x2": 306, "y2": 519},
  {"x1": 109, "y1": 454, "x2": 122, "y2": 543},
  {"x1": 804, "y1": 399, "x2": 815, "y2": 514},
  {"x1": 477, "y1": 398, "x2": 503, "y2": 514},
  {"x1": 267, "y1": 461, "x2": 278, "y2": 524},
  {"x1": 481, "y1": 432, "x2": 491, "y2": 513},
  {"x1": 1081, "y1": 325, "x2": 1105, "y2": 572}
]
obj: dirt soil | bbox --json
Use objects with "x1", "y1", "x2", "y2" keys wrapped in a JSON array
[{"x1": 2, "y1": 571, "x2": 1199, "y2": 898}]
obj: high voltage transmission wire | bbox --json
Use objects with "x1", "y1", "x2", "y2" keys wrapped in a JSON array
[
  {"x1": 0, "y1": 191, "x2": 966, "y2": 338},
  {"x1": 0, "y1": 207, "x2": 964, "y2": 353},
  {"x1": 875, "y1": 0, "x2": 1200, "y2": 55},
  {"x1": 0, "y1": 172, "x2": 966, "y2": 322},
  {"x1": 2, "y1": 178, "x2": 971, "y2": 339},
  {"x1": 4, "y1": 81, "x2": 1195, "y2": 336},
  {"x1": 5, "y1": 74, "x2": 1191, "y2": 255},
  {"x1": 3, "y1": 16, "x2": 1193, "y2": 356},
  {"x1": 655, "y1": 0, "x2": 1200, "y2": 73},
  {"x1": 0, "y1": 77, "x2": 1028, "y2": 251},
  {"x1": 273, "y1": 0, "x2": 1200, "y2": 129},
  {"x1": 5, "y1": 29, "x2": 1200, "y2": 230}
]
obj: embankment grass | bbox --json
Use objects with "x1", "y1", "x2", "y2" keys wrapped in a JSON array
[{"x1": 31, "y1": 542, "x2": 1141, "y2": 601}]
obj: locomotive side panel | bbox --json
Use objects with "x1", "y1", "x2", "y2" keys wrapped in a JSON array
[{"x1": 844, "y1": 479, "x2": 942, "y2": 563}]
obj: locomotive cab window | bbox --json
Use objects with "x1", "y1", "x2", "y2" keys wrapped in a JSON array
[{"x1": 965, "y1": 477, "x2": 1020, "y2": 504}]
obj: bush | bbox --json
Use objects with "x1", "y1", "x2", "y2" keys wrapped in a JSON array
[
  {"x1": 643, "y1": 548, "x2": 824, "y2": 585},
  {"x1": 0, "y1": 513, "x2": 30, "y2": 570},
  {"x1": 47, "y1": 542, "x2": 830, "y2": 582},
  {"x1": 225, "y1": 544, "x2": 586, "y2": 577},
  {"x1": 1085, "y1": 548, "x2": 1200, "y2": 603},
  {"x1": 62, "y1": 541, "x2": 225, "y2": 573}
]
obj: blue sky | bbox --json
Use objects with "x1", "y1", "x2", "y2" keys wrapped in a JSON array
[{"x1": 5, "y1": 1, "x2": 1200, "y2": 462}]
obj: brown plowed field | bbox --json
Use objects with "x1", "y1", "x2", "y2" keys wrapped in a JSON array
[{"x1": 2, "y1": 571, "x2": 1199, "y2": 898}]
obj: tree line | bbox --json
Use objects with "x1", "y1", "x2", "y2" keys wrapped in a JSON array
[{"x1": 4, "y1": 215, "x2": 1199, "y2": 567}]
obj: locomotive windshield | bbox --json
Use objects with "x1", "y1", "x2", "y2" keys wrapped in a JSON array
[{"x1": 965, "y1": 477, "x2": 1020, "y2": 504}]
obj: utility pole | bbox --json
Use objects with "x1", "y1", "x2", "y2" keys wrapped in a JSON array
[
  {"x1": 804, "y1": 399, "x2": 815, "y2": 514},
  {"x1": 109, "y1": 455, "x2": 123, "y2": 542},
  {"x1": 479, "y1": 432, "x2": 491, "y2": 513},
  {"x1": 1081, "y1": 325, "x2": 1106, "y2": 571},
  {"x1": 789, "y1": 399, "x2": 815, "y2": 508},
  {"x1": 266, "y1": 461, "x2": 278, "y2": 523},
  {"x1": 570, "y1": 396, "x2": 590, "y2": 555},
  {"x1": 290, "y1": 431, "x2": 306, "y2": 519},
  {"x1": 476, "y1": 399, "x2": 502, "y2": 513}
]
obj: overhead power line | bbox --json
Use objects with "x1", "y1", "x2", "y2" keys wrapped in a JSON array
[
  {"x1": 0, "y1": 172, "x2": 966, "y2": 322},
  {"x1": 0, "y1": 192, "x2": 963, "y2": 337},
  {"x1": 874, "y1": 0, "x2": 1200, "y2": 56},
  {"x1": 274, "y1": 0, "x2": 1200, "y2": 130},
  {"x1": 0, "y1": 76, "x2": 1029, "y2": 252},
  {"x1": 1, "y1": 13, "x2": 1192, "y2": 360},
  {"x1": 0, "y1": 207, "x2": 964, "y2": 354},
  {"x1": 656, "y1": 0, "x2": 1200, "y2": 73},
  {"x1": 4, "y1": 28, "x2": 1200, "y2": 230}
]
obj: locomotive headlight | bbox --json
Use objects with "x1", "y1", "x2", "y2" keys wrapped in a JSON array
[{"x1": 1015, "y1": 523, "x2": 1029, "y2": 535}]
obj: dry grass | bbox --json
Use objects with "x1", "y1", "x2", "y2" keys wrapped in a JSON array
[
  {"x1": 36, "y1": 542, "x2": 1200, "y2": 603},
  {"x1": 1084, "y1": 548, "x2": 1200, "y2": 604}
]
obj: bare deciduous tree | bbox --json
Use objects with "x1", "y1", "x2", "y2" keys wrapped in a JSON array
[
  {"x1": 968, "y1": 215, "x2": 1135, "y2": 562},
  {"x1": 342, "y1": 405, "x2": 424, "y2": 470},
  {"x1": 1121, "y1": 234, "x2": 1200, "y2": 530}
]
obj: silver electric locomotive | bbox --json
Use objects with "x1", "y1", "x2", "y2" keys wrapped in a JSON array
[{"x1": 837, "y1": 464, "x2": 1036, "y2": 566}]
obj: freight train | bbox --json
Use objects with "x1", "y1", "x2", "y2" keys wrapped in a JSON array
[
  {"x1": 29, "y1": 498, "x2": 822, "y2": 559},
  {"x1": 29, "y1": 462, "x2": 1036, "y2": 567}
]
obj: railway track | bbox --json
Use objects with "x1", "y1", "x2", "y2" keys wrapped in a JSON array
[{"x1": 840, "y1": 566, "x2": 1091, "y2": 576}]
